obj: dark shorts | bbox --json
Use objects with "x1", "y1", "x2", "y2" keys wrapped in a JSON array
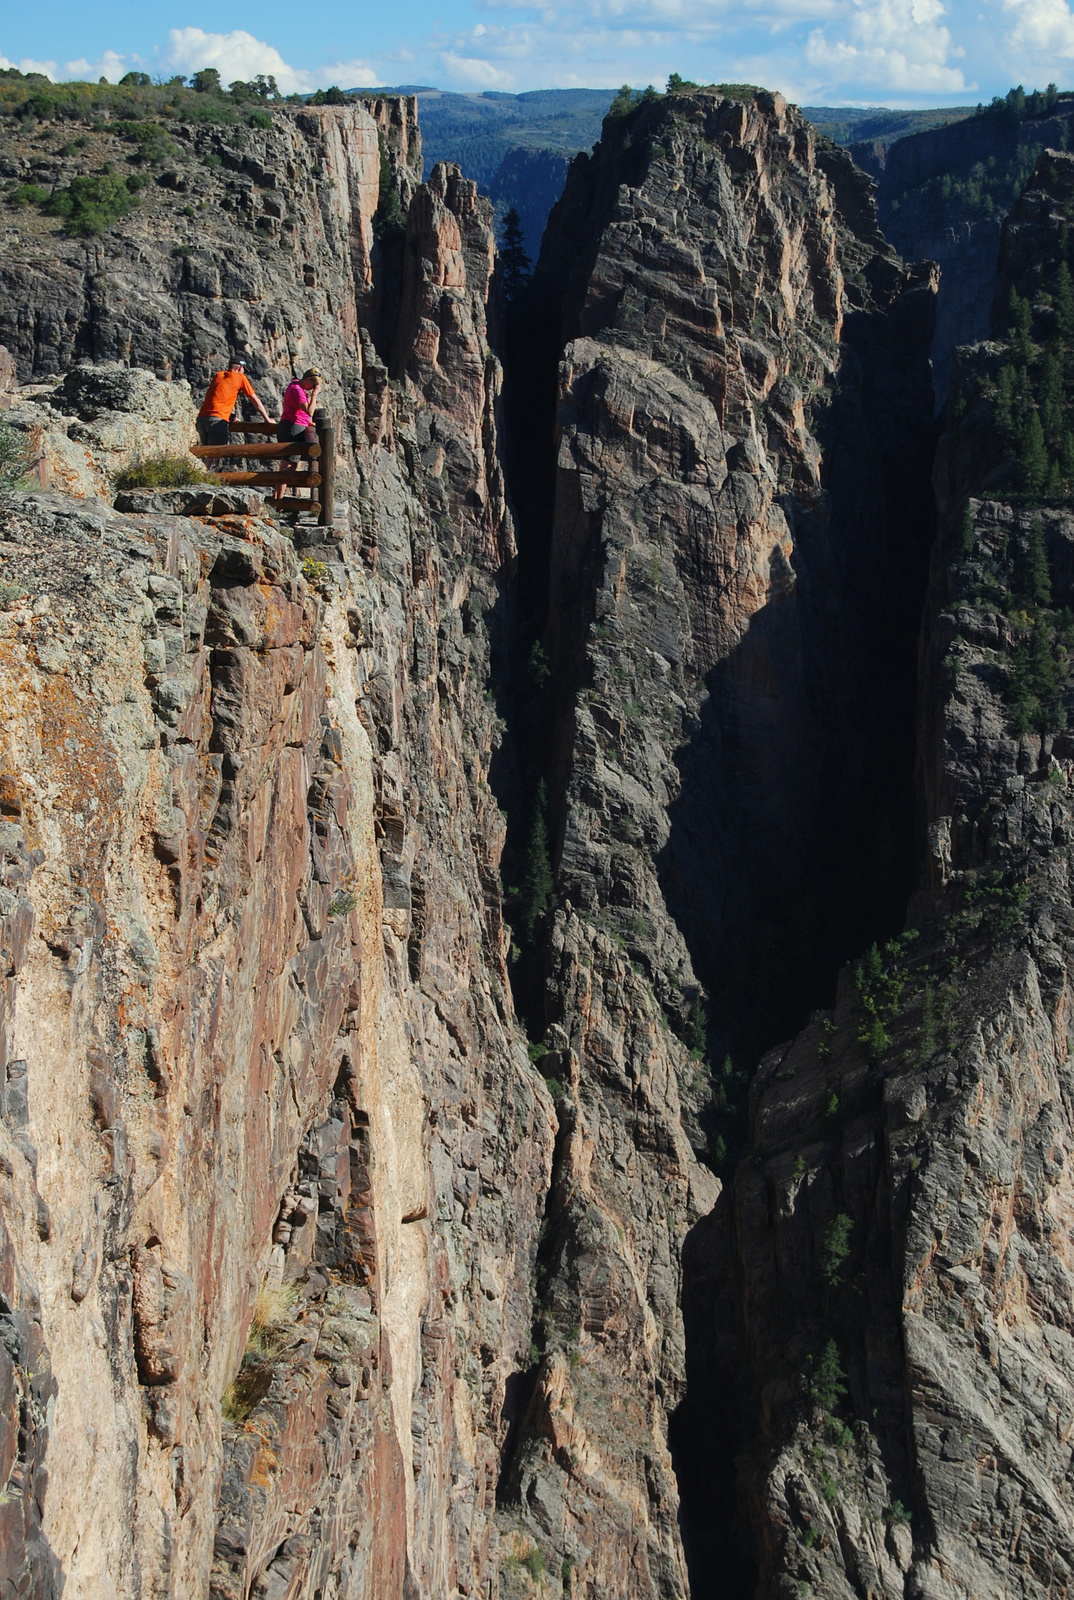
[
  {"x1": 197, "y1": 417, "x2": 229, "y2": 446},
  {"x1": 277, "y1": 419, "x2": 316, "y2": 450}
]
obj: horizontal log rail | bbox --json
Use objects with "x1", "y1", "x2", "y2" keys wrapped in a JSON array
[
  {"x1": 226, "y1": 420, "x2": 278, "y2": 434},
  {"x1": 191, "y1": 440, "x2": 321, "y2": 461},
  {"x1": 213, "y1": 469, "x2": 322, "y2": 488}
]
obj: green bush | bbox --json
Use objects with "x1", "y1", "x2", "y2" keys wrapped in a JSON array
[
  {"x1": 608, "y1": 84, "x2": 644, "y2": 119},
  {"x1": 46, "y1": 171, "x2": 142, "y2": 236},
  {"x1": 8, "y1": 183, "x2": 47, "y2": 206},
  {"x1": 307, "y1": 85, "x2": 350, "y2": 105},
  {"x1": 1008, "y1": 617, "x2": 1068, "y2": 733},
  {"x1": 525, "y1": 639, "x2": 550, "y2": 692},
  {"x1": 0, "y1": 419, "x2": 32, "y2": 490},
  {"x1": 521, "y1": 1546, "x2": 544, "y2": 1579},
  {"x1": 853, "y1": 930, "x2": 917, "y2": 1061},
  {"x1": 113, "y1": 119, "x2": 178, "y2": 163},
  {"x1": 327, "y1": 888, "x2": 359, "y2": 919},
  {"x1": 114, "y1": 454, "x2": 216, "y2": 490}
]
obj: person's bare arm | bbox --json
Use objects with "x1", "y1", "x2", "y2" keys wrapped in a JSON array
[{"x1": 246, "y1": 378, "x2": 276, "y2": 425}]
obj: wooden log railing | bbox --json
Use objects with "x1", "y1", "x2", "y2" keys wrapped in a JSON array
[{"x1": 189, "y1": 409, "x2": 335, "y2": 527}]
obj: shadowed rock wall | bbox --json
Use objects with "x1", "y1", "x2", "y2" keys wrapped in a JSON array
[
  {"x1": 675, "y1": 141, "x2": 1074, "y2": 1600},
  {"x1": 493, "y1": 86, "x2": 937, "y2": 1595}
]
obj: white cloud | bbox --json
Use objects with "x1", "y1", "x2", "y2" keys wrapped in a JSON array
[
  {"x1": 439, "y1": 50, "x2": 519, "y2": 86},
  {"x1": 164, "y1": 28, "x2": 379, "y2": 92},
  {"x1": 0, "y1": 52, "x2": 58, "y2": 78},
  {"x1": 1002, "y1": 0, "x2": 1074, "y2": 57},
  {"x1": 804, "y1": 0, "x2": 967, "y2": 89},
  {"x1": 165, "y1": 28, "x2": 305, "y2": 90},
  {"x1": 61, "y1": 50, "x2": 130, "y2": 82},
  {"x1": 319, "y1": 59, "x2": 380, "y2": 87}
]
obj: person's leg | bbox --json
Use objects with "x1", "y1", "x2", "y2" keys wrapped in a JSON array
[{"x1": 273, "y1": 421, "x2": 301, "y2": 501}]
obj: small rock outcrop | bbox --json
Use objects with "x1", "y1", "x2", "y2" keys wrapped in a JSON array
[{"x1": 1, "y1": 362, "x2": 197, "y2": 496}]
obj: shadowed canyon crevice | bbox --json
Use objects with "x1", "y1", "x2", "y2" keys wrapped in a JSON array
[{"x1": 2, "y1": 75, "x2": 1074, "y2": 1600}]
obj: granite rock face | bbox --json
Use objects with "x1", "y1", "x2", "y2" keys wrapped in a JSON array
[
  {"x1": 494, "y1": 87, "x2": 937, "y2": 1595},
  {"x1": 5, "y1": 77, "x2": 1074, "y2": 1600},
  {"x1": 673, "y1": 140, "x2": 1074, "y2": 1600},
  {"x1": 0, "y1": 99, "x2": 555, "y2": 1600}
]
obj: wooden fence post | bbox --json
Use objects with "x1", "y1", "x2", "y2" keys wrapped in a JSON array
[{"x1": 314, "y1": 408, "x2": 334, "y2": 529}]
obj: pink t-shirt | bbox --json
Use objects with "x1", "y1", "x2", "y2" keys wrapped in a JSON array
[{"x1": 281, "y1": 380, "x2": 313, "y2": 428}]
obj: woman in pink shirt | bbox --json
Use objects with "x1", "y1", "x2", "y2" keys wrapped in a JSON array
[
  {"x1": 277, "y1": 366, "x2": 321, "y2": 448},
  {"x1": 274, "y1": 365, "x2": 321, "y2": 504}
]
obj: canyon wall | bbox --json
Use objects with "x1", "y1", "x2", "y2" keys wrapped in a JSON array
[
  {"x1": 4, "y1": 78, "x2": 1073, "y2": 1600},
  {"x1": 0, "y1": 98, "x2": 558, "y2": 1600},
  {"x1": 877, "y1": 98, "x2": 1074, "y2": 401},
  {"x1": 675, "y1": 142, "x2": 1074, "y2": 1600},
  {"x1": 493, "y1": 86, "x2": 938, "y2": 1594},
  {"x1": 0, "y1": 97, "x2": 420, "y2": 428}
]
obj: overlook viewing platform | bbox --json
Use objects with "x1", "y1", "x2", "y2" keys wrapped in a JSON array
[{"x1": 189, "y1": 410, "x2": 335, "y2": 525}]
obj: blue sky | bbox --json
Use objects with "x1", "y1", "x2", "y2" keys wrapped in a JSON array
[{"x1": 2, "y1": 0, "x2": 1072, "y2": 106}]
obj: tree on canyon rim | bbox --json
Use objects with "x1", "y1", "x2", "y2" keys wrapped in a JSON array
[{"x1": 500, "y1": 209, "x2": 531, "y2": 303}]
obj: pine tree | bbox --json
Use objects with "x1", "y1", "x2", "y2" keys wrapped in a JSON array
[
  {"x1": 520, "y1": 780, "x2": 553, "y2": 942},
  {"x1": 1046, "y1": 458, "x2": 1063, "y2": 498},
  {"x1": 1027, "y1": 519, "x2": 1053, "y2": 603},
  {"x1": 499, "y1": 208, "x2": 532, "y2": 304},
  {"x1": 1007, "y1": 287, "x2": 1033, "y2": 360},
  {"x1": 1056, "y1": 261, "x2": 1074, "y2": 340},
  {"x1": 1013, "y1": 366, "x2": 1035, "y2": 443},
  {"x1": 1041, "y1": 353, "x2": 1065, "y2": 449},
  {"x1": 1021, "y1": 409, "x2": 1049, "y2": 496},
  {"x1": 994, "y1": 362, "x2": 1017, "y2": 442}
]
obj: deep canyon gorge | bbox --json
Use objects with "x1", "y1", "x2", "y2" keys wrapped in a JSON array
[{"x1": 1, "y1": 75, "x2": 1074, "y2": 1600}]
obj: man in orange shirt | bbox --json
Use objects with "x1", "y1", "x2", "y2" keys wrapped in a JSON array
[{"x1": 196, "y1": 358, "x2": 275, "y2": 445}]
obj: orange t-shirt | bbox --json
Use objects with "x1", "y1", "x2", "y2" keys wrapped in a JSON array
[{"x1": 198, "y1": 370, "x2": 256, "y2": 420}]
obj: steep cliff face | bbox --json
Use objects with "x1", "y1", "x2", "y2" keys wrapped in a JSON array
[
  {"x1": 0, "y1": 101, "x2": 557, "y2": 1600},
  {"x1": 677, "y1": 142, "x2": 1074, "y2": 1600},
  {"x1": 493, "y1": 87, "x2": 938, "y2": 1595},
  {"x1": 8, "y1": 76, "x2": 1074, "y2": 1600}
]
